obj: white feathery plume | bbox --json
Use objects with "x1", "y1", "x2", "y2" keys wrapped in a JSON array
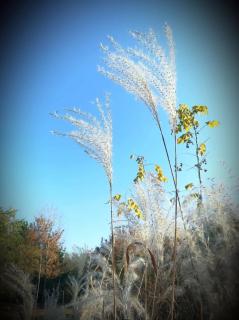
[
  {"x1": 51, "y1": 95, "x2": 117, "y2": 317},
  {"x1": 99, "y1": 24, "x2": 177, "y2": 130},
  {"x1": 132, "y1": 173, "x2": 174, "y2": 263},
  {"x1": 51, "y1": 94, "x2": 112, "y2": 182}
]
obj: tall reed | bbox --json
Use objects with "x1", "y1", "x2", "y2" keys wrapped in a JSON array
[
  {"x1": 51, "y1": 94, "x2": 117, "y2": 319},
  {"x1": 99, "y1": 24, "x2": 180, "y2": 318}
]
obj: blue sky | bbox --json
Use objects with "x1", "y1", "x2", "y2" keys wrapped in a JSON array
[{"x1": 1, "y1": 0, "x2": 238, "y2": 251}]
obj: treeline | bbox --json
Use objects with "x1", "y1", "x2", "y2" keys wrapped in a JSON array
[{"x1": 0, "y1": 207, "x2": 88, "y2": 318}]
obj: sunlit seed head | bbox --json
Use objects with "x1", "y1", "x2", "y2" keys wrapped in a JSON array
[
  {"x1": 51, "y1": 94, "x2": 113, "y2": 183},
  {"x1": 99, "y1": 24, "x2": 177, "y2": 130}
]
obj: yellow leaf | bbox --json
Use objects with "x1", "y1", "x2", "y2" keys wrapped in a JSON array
[
  {"x1": 155, "y1": 164, "x2": 167, "y2": 182},
  {"x1": 175, "y1": 125, "x2": 181, "y2": 134},
  {"x1": 177, "y1": 132, "x2": 191, "y2": 144},
  {"x1": 134, "y1": 163, "x2": 145, "y2": 183},
  {"x1": 193, "y1": 119, "x2": 199, "y2": 127},
  {"x1": 127, "y1": 199, "x2": 144, "y2": 219},
  {"x1": 178, "y1": 104, "x2": 190, "y2": 112},
  {"x1": 206, "y1": 120, "x2": 219, "y2": 128},
  {"x1": 177, "y1": 136, "x2": 183, "y2": 144},
  {"x1": 198, "y1": 143, "x2": 206, "y2": 156},
  {"x1": 192, "y1": 105, "x2": 208, "y2": 115},
  {"x1": 184, "y1": 125, "x2": 192, "y2": 132},
  {"x1": 185, "y1": 183, "x2": 193, "y2": 190},
  {"x1": 127, "y1": 198, "x2": 134, "y2": 209},
  {"x1": 177, "y1": 104, "x2": 194, "y2": 131},
  {"x1": 113, "y1": 194, "x2": 121, "y2": 201},
  {"x1": 159, "y1": 175, "x2": 168, "y2": 182},
  {"x1": 136, "y1": 210, "x2": 144, "y2": 219},
  {"x1": 155, "y1": 164, "x2": 162, "y2": 173}
]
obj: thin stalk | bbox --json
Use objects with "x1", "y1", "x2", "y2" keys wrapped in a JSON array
[
  {"x1": 193, "y1": 128, "x2": 205, "y2": 320},
  {"x1": 102, "y1": 299, "x2": 105, "y2": 319},
  {"x1": 151, "y1": 270, "x2": 159, "y2": 319},
  {"x1": 35, "y1": 253, "x2": 42, "y2": 310},
  {"x1": 193, "y1": 125, "x2": 203, "y2": 204},
  {"x1": 154, "y1": 113, "x2": 204, "y2": 318},
  {"x1": 155, "y1": 114, "x2": 177, "y2": 191},
  {"x1": 109, "y1": 180, "x2": 117, "y2": 320},
  {"x1": 170, "y1": 133, "x2": 178, "y2": 320},
  {"x1": 137, "y1": 264, "x2": 147, "y2": 300},
  {"x1": 154, "y1": 114, "x2": 185, "y2": 223},
  {"x1": 145, "y1": 261, "x2": 148, "y2": 320}
]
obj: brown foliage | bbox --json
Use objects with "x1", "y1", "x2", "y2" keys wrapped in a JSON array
[{"x1": 28, "y1": 215, "x2": 64, "y2": 278}]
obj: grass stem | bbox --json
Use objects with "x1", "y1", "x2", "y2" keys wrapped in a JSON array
[{"x1": 109, "y1": 181, "x2": 117, "y2": 320}]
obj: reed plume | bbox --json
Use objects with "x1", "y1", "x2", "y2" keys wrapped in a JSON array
[
  {"x1": 51, "y1": 94, "x2": 117, "y2": 319},
  {"x1": 99, "y1": 25, "x2": 179, "y2": 318},
  {"x1": 98, "y1": 24, "x2": 177, "y2": 129},
  {"x1": 51, "y1": 94, "x2": 112, "y2": 182}
]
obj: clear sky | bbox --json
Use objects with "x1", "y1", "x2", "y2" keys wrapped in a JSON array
[{"x1": 1, "y1": 0, "x2": 238, "y2": 251}]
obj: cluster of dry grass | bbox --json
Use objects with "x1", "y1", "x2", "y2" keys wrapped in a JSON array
[{"x1": 61, "y1": 181, "x2": 238, "y2": 320}]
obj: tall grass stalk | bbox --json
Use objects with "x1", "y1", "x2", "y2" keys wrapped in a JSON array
[
  {"x1": 170, "y1": 133, "x2": 178, "y2": 320},
  {"x1": 51, "y1": 94, "x2": 117, "y2": 319},
  {"x1": 99, "y1": 26, "x2": 189, "y2": 318},
  {"x1": 145, "y1": 261, "x2": 148, "y2": 320},
  {"x1": 109, "y1": 180, "x2": 117, "y2": 320},
  {"x1": 193, "y1": 124, "x2": 203, "y2": 205},
  {"x1": 98, "y1": 25, "x2": 192, "y2": 229}
]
